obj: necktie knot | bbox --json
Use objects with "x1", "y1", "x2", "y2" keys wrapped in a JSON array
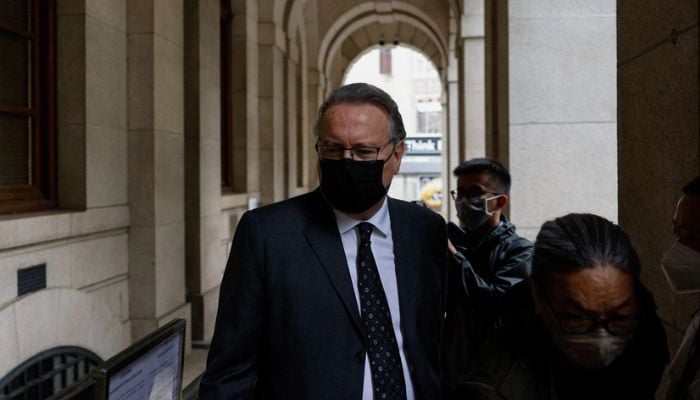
[{"x1": 357, "y1": 222, "x2": 373, "y2": 243}]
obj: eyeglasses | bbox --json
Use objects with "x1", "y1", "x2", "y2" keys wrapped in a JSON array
[
  {"x1": 315, "y1": 139, "x2": 399, "y2": 161},
  {"x1": 543, "y1": 294, "x2": 640, "y2": 336},
  {"x1": 449, "y1": 189, "x2": 500, "y2": 202}
]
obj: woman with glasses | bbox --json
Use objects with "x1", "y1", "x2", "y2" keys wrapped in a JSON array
[{"x1": 454, "y1": 213, "x2": 669, "y2": 400}]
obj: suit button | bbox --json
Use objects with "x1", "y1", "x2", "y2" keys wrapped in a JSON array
[{"x1": 354, "y1": 351, "x2": 364, "y2": 363}]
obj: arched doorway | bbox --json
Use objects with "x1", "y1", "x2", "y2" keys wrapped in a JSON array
[{"x1": 343, "y1": 45, "x2": 445, "y2": 213}]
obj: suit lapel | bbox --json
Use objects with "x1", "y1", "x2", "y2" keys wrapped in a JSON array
[
  {"x1": 388, "y1": 199, "x2": 420, "y2": 345},
  {"x1": 303, "y1": 191, "x2": 366, "y2": 342}
]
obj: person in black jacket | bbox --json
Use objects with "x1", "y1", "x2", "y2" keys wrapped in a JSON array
[
  {"x1": 456, "y1": 213, "x2": 669, "y2": 400},
  {"x1": 442, "y1": 158, "x2": 532, "y2": 393},
  {"x1": 447, "y1": 158, "x2": 533, "y2": 327}
]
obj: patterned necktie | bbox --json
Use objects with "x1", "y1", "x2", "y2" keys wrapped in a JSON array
[{"x1": 356, "y1": 222, "x2": 407, "y2": 400}]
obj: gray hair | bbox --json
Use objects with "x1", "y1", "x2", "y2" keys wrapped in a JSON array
[
  {"x1": 531, "y1": 213, "x2": 641, "y2": 287},
  {"x1": 313, "y1": 82, "x2": 406, "y2": 141}
]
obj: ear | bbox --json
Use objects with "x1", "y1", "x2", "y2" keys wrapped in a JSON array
[
  {"x1": 394, "y1": 140, "x2": 406, "y2": 159},
  {"x1": 391, "y1": 140, "x2": 406, "y2": 174},
  {"x1": 493, "y1": 194, "x2": 508, "y2": 211}
]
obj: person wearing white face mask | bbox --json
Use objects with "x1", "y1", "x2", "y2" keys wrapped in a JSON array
[
  {"x1": 663, "y1": 176, "x2": 700, "y2": 400},
  {"x1": 452, "y1": 213, "x2": 669, "y2": 400}
]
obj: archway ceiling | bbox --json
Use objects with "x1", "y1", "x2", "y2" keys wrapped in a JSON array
[
  {"x1": 340, "y1": 20, "x2": 443, "y2": 72},
  {"x1": 315, "y1": 0, "x2": 450, "y2": 47},
  {"x1": 309, "y1": 1, "x2": 453, "y2": 89}
]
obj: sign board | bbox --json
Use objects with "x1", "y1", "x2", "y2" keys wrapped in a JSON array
[{"x1": 404, "y1": 135, "x2": 442, "y2": 155}]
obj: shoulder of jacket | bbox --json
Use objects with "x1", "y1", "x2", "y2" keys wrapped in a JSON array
[
  {"x1": 243, "y1": 192, "x2": 322, "y2": 230},
  {"x1": 501, "y1": 234, "x2": 534, "y2": 252}
]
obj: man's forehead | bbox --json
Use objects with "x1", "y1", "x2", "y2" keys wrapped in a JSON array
[
  {"x1": 322, "y1": 102, "x2": 389, "y2": 123},
  {"x1": 318, "y1": 103, "x2": 391, "y2": 141}
]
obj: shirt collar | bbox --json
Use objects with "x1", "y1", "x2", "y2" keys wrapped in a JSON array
[{"x1": 333, "y1": 197, "x2": 391, "y2": 238}]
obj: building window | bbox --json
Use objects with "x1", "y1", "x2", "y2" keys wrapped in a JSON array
[
  {"x1": 379, "y1": 48, "x2": 392, "y2": 75},
  {"x1": 220, "y1": 0, "x2": 234, "y2": 191},
  {"x1": 416, "y1": 110, "x2": 441, "y2": 134},
  {"x1": 0, "y1": 347, "x2": 101, "y2": 399},
  {"x1": 0, "y1": 0, "x2": 57, "y2": 214}
]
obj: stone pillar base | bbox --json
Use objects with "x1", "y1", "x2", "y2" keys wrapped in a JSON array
[
  {"x1": 131, "y1": 302, "x2": 192, "y2": 356},
  {"x1": 189, "y1": 286, "x2": 220, "y2": 342}
]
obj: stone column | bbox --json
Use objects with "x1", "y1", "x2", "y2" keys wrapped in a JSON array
[
  {"x1": 484, "y1": 0, "x2": 509, "y2": 164},
  {"x1": 286, "y1": 39, "x2": 300, "y2": 197},
  {"x1": 444, "y1": 38, "x2": 461, "y2": 221},
  {"x1": 258, "y1": 22, "x2": 287, "y2": 205},
  {"x1": 617, "y1": 0, "x2": 699, "y2": 371},
  {"x1": 184, "y1": 0, "x2": 229, "y2": 342},
  {"x1": 240, "y1": 0, "x2": 261, "y2": 198},
  {"x1": 444, "y1": 1, "x2": 487, "y2": 222},
  {"x1": 462, "y1": 0, "x2": 487, "y2": 161},
  {"x1": 307, "y1": 69, "x2": 322, "y2": 187},
  {"x1": 127, "y1": 0, "x2": 191, "y2": 350},
  {"x1": 506, "y1": 1, "x2": 618, "y2": 239}
]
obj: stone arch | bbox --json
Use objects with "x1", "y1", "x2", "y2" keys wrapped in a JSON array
[
  {"x1": 282, "y1": 0, "x2": 461, "y2": 192},
  {"x1": 341, "y1": 41, "x2": 444, "y2": 88},
  {"x1": 317, "y1": 2, "x2": 449, "y2": 92},
  {"x1": 284, "y1": 0, "x2": 306, "y2": 35},
  {"x1": 0, "y1": 288, "x2": 128, "y2": 378}
]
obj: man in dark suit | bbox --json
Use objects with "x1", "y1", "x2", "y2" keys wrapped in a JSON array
[{"x1": 199, "y1": 83, "x2": 448, "y2": 400}]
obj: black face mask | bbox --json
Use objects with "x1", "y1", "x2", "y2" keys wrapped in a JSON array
[
  {"x1": 319, "y1": 158, "x2": 387, "y2": 214},
  {"x1": 456, "y1": 198, "x2": 491, "y2": 230}
]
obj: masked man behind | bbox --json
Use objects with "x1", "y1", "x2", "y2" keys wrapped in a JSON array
[
  {"x1": 199, "y1": 83, "x2": 448, "y2": 400},
  {"x1": 442, "y1": 159, "x2": 533, "y2": 393},
  {"x1": 447, "y1": 159, "x2": 533, "y2": 327},
  {"x1": 663, "y1": 176, "x2": 700, "y2": 400}
]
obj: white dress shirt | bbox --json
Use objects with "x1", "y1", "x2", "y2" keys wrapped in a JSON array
[{"x1": 333, "y1": 198, "x2": 415, "y2": 400}]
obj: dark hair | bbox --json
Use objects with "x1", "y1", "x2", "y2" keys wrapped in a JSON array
[
  {"x1": 531, "y1": 213, "x2": 641, "y2": 287},
  {"x1": 453, "y1": 158, "x2": 511, "y2": 194},
  {"x1": 313, "y1": 82, "x2": 406, "y2": 141},
  {"x1": 683, "y1": 176, "x2": 700, "y2": 195}
]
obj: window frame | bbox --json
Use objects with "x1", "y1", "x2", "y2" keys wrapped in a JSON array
[{"x1": 0, "y1": 0, "x2": 57, "y2": 214}]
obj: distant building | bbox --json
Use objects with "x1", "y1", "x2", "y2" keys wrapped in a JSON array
[{"x1": 344, "y1": 47, "x2": 444, "y2": 209}]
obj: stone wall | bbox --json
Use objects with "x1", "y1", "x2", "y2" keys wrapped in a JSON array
[
  {"x1": 126, "y1": 0, "x2": 191, "y2": 350},
  {"x1": 507, "y1": 0, "x2": 618, "y2": 239},
  {"x1": 617, "y1": 0, "x2": 699, "y2": 389},
  {"x1": 0, "y1": 0, "x2": 132, "y2": 377}
]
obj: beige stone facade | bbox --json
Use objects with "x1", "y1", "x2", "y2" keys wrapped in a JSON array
[
  {"x1": 0, "y1": 1, "x2": 697, "y2": 396},
  {"x1": 618, "y1": 1, "x2": 699, "y2": 394}
]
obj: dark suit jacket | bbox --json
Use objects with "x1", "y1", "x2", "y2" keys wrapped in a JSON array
[{"x1": 199, "y1": 189, "x2": 448, "y2": 400}]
